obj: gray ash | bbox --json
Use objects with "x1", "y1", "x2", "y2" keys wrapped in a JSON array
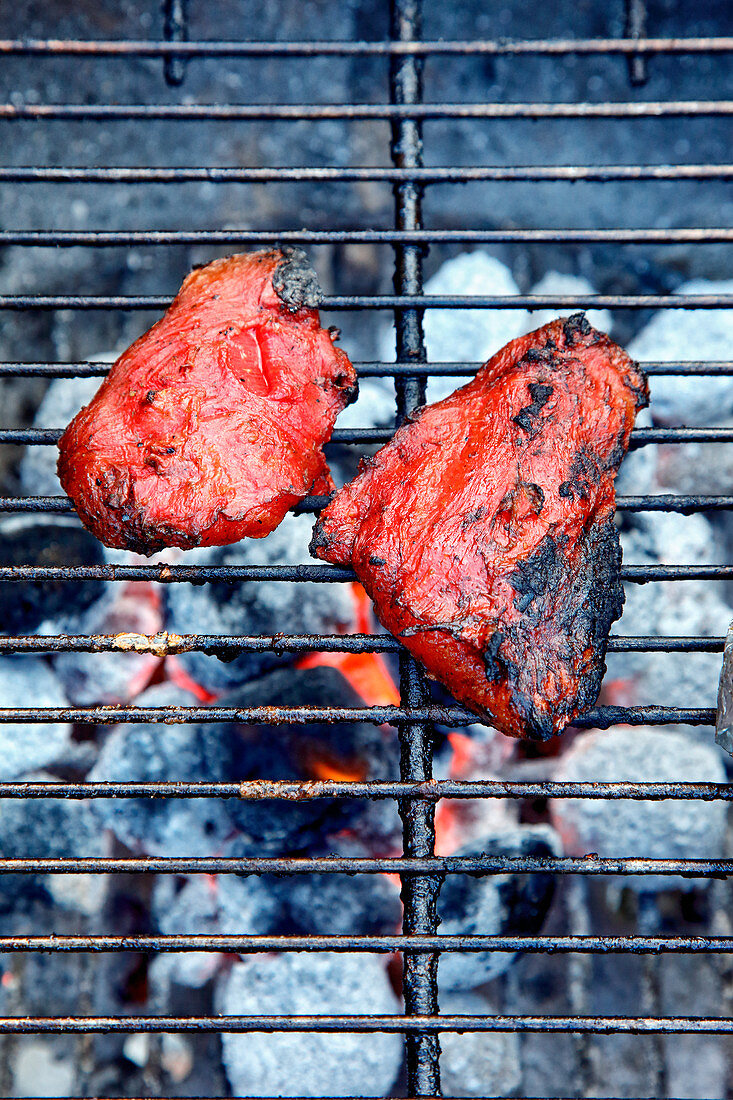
[
  {"x1": 90, "y1": 668, "x2": 399, "y2": 858},
  {"x1": 272, "y1": 247, "x2": 323, "y2": 312},
  {"x1": 0, "y1": 518, "x2": 106, "y2": 635},
  {"x1": 164, "y1": 513, "x2": 357, "y2": 693},
  {"x1": 218, "y1": 952, "x2": 403, "y2": 1098},
  {"x1": 438, "y1": 824, "x2": 560, "y2": 991}
]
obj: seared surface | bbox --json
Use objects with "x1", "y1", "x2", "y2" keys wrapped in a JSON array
[
  {"x1": 311, "y1": 315, "x2": 648, "y2": 740},
  {"x1": 58, "y1": 249, "x2": 357, "y2": 554}
]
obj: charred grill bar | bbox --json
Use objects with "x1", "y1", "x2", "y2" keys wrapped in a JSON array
[
  {"x1": 0, "y1": 4, "x2": 731, "y2": 1098},
  {"x1": 390, "y1": 1, "x2": 441, "y2": 1093}
]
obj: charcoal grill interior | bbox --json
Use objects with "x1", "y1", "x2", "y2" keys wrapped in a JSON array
[{"x1": 0, "y1": 1, "x2": 732, "y2": 1097}]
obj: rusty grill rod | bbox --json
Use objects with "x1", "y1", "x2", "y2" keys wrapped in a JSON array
[
  {"x1": 0, "y1": 779, "x2": 728, "y2": 801},
  {"x1": 2, "y1": 165, "x2": 732, "y2": 183},
  {"x1": 2, "y1": 425, "x2": 731, "y2": 446},
  {"x1": 0, "y1": 359, "x2": 730, "y2": 378},
  {"x1": 0, "y1": 492, "x2": 729, "y2": 514},
  {"x1": 1, "y1": 36, "x2": 732, "y2": 57},
  {"x1": 0, "y1": 563, "x2": 725, "y2": 582},
  {"x1": 0, "y1": 855, "x2": 729, "y2": 875},
  {"x1": 0, "y1": 293, "x2": 731, "y2": 310},
  {"x1": 0, "y1": 229, "x2": 730, "y2": 246},
  {"x1": 0, "y1": 933, "x2": 731, "y2": 954},
  {"x1": 0, "y1": 633, "x2": 721, "y2": 656},
  {"x1": 1, "y1": 101, "x2": 732, "y2": 121},
  {"x1": 0, "y1": 704, "x2": 713, "y2": 727},
  {"x1": 0, "y1": 1014, "x2": 732, "y2": 1035}
]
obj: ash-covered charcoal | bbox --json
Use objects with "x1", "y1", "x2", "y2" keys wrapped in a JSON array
[
  {"x1": 379, "y1": 252, "x2": 529, "y2": 404},
  {"x1": 20, "y1": 374, "x2": 107, "y2": 498},
  {"x1": 314, "y1": 316, "x2": 647, "y2": 740},
  {"x1": 654, "y1": 421, "x2": 733, "y2": 495},
  {"x1": 213, "y1": 666, "x2": 399, "y2": 854},
  {"x1": 0, "y1": 770, "x2": 106, "y2": 913},
  {"x1": 716, "y1": 620, "x2": 733, "y2": 755},
  {"x1": 218, "y1": 952, "x2": 403, "y2": 1098},
  {"x1": 89, "y1": 668, "x2": 398, "y2": 857},
  {"x1": 88, "y1": 683, "x2": 234, "y2": 856},
  {"x1": 439, "y1": 990, "x2": 521, "y2": 1098},
  {"x1": 526, "y1": 272, "x2": 612, "y2": 335},
  {"x1": 551, "y1": 726, "x2": 727, "y2": 891},
  {"x1": 614, "y1": 406, "x2": 659, "y2": 496},
  {"x1": 149, "y1": 874, "x2": 282, "y2": 990},
  {"x1": 52, "y1": 580, "x2": 162, "y2": 704},
  {"x1": 628, "y1": 278, "x2": 733, "y2": 425},
  {"x1": 437, "y1": 824, "x2": 561, "y2": 991},
  {"x1": 0, "y1": 657, "x2": 71, "y2": 780},
  {"x1": 164, "y1": 513, "x2": 357, "y2": 693},
  {"x1": 606, "y1": 512, "x2": 732, "y2": 709},
  {"x1": 0, "y1": 518, "x2": 107, "y2": 635},
  {"x1": 272, "y1": 851, "x2": 402, "y2": 935}
]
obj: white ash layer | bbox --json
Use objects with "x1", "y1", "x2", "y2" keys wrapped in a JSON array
[
  {"x1": 0, "y1": 768, "x2": 107, "y2": 914},
  {"x1": 219, "y1": 952, "x2": 403, "y2": 1098},
  {"x1": 149, "y1": 874, "x2": 281, "y2": 990},
  {"x1": 52, "y1": 581, "x2": 162, "y2": 704},
  {"x1": 378, "y1": 252, "x2": 529, "y2": 405},
  {"x1": 88, "y1": 682, "x2": 234, "y2": 856},
  {"x1": 627, "y1": 279, "x2": 733, "y2": 426},
  {"x1": 20, "y1": 372, "x2": 103, "y2": 499},
  {"x1": 525, "y1": 271, "x2": 612, "y2": 335},
  {"x1": 606, "y1": 512, "x2": 732, "y2": 709},
  {"x1": 439, "y1": 990, "x2": 521, "y2": 1098},
  {"x1": 437, "y1": 823, "x2": 561, "y2": 991},
  {"x1": 0, "y1": 657, "x2": 71, "y2": 780},
  {"x1": 163, "y1": 512, "x2": 357, "y2": 694},
  {"x1": 550, "y1": 726, "x2": 726, "y2": 891}
]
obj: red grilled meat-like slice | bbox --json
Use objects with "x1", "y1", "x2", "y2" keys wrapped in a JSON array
[
  {"x1": 58, "y1": 249, "x2": 357, "y2": 554},
  {"x1": 311, "y1": 314, "x2": 648, "y2": 740}
]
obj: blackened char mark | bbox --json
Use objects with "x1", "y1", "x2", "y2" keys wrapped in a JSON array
[
  {"x1": 558, "y1": 448, "x2": 603, "y2": 502},
  {"x1": 513, "y1": 382, "x2": 554, "y2": 433},
  {"x1": 604, "y1": 428, "x2": 628, "y2": 473},
  {"x1": 483, "y1": 631, "x2": 507, "y2": 683},
  {"x1": 562, "y1": 312, "x2": 592, "y2": 346},
  {"x1": 272, "y1": 247, "x2": 323, "y2": 312},
  {"x1": 565, "y1": 515, "x2": 625, "y2": 717},
  {"x1": 508, "y1": 534, "x2": 562, "y2": 617},
  {"x1": 623, "y1": 364, "x2": 650, "y2": 411},
  {"x1": 308, "y1": 522, "x2": 331, "y2": 557}
]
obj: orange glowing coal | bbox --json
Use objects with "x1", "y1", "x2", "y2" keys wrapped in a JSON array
[
  {"x1": 296, "y1": 583, "x2": 400, "y2": 707},
  {"x1": 308, "y1": 755, "x2": 369, "y2": 783}
]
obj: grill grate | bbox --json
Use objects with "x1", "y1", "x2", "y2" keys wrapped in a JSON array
[{"x1": 0, "y1": 0, "x2": 732, "y2": 1096}]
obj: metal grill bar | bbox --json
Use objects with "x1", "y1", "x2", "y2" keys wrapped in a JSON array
[
  {"x1": 1, "y1": 101, "x2": 732, "y2": 120},
  {"x1": 0, "y1": 564, "x2": 725, "y2": 582},
  {"x1": 1, "y1": 493, "x2": 729, "y2": 514},
  {"x1": 389, "y1": 2, "x2": 441, "y2": 1093},
  {"x1": 0, "y1": 634, "x2": 720, "y2": 656},
  {"x1": 0, "y1": 855, "x2": 727, "y2": 875},
  {"x1": 0, "y1": 1015, "x2": 732, "y2": 1034},
  {"x1": 0, "y1": 780, "x2": 728, "y2": 800},
  {"x1": 0, "y1": 705, "x2": 713, "y2": 727},
  {"x1": 0, "y1": 293, "x2": 730, "y2": 309},
  {"x1": 3, "y1": 165, "x2": 732, "y2": 183},
  {"x1": 1, "y1": 36, "x2": 732, "y2": 57},
  {"x1": 0, "y1": 933, "x2": 730, "y2": 954},
  {"x1": 4, "y1": 425, "x2": 731, "y2": 446},
  {"x1": 1, "y1": 229, "x2": 731, "y2": 246},
  {"x1": 1, "y1": 359, "x2": 731, "y2": 378}
]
